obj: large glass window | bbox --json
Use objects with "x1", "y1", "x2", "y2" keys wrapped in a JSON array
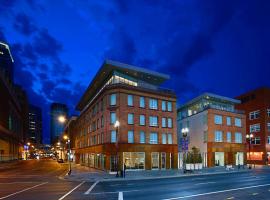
[
  {"x1": 162, "y1": 118, "x2": 166, "y2": 128},
  {"x1": 167, "y1": 101, "x2": 172, "y2": 112},
  {"x1": 235, "y1": 132, "x2": 242, "y2": 143},
  {"x1": 140, "y1": 131, "x2": 145, "y2": 143},
  {"x1": 235, "y1": 118, "x2": 242, "y2": 127},
  {"x1": 215, "y1": 131, "x2": 223, "y2": 142},
  {"x1": 162, "y1": 133, "x2": 167, "y2": 144},
  {"x1": 149, "y1": 116, "x2": 158, "y2": 127},
  {"x1": 227, "y1": 132, "x2": 231, "y2": 143},
  {"x1": 128, "y1": 131, "x2": 134, "y2": 143},
  {"x1": 167, "y1": 118, "x2": 173, "y2": 128},
  {"x1": 139, "y1": 115, "x2": 145, "y2": 126},
  {"x1": 127, "y1": 95, "x2": 133, "y2": 106},
  {"x1": 140, "y1": 97, "x2": 145, "y2": 108},
  {"x1": 226, "y1": 117, "x2": 231, "y2": 126},
  {"x1": 250, "y1": 124, "x2": 260, "y2": 132},
  {"x1": 214, "y1": 115, "x2": 222, "y2": 125},
  {"x1": 128, "y1": 113, "x2": 134, "y2": 125},
  {"x1": 111, "y1": 130, "x2": 116, "y2": 143},
  {"x1": 123, "y1": 152, "x2": 145, "y2": 170},
  {"x1": 151, "y1": 152, "x2": 159, "y2": 169},
  {"x1": 149, "y1": 99, "x2": 158, "y2": 110},
  {"x1": 249, "y1": 110, "x2": 260, "y2": 120},
  {"x1": 149, "y1": 132, "x2": 158, "y2": 144},
  {"x1": 168, "y1": 133, "x2": 172, "y2": 144},
  {"x1": 110, "y1": 112, "x2": 116, "y2": 124},
  {"x1": 162, "y1": 101, "x2": 166, "y2": 111},
  {"x1": 110, "y1": 94, "x2": 116, "y2": 106}
]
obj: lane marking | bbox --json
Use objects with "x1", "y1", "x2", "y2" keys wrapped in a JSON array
[
  {"x1": 0, "y1": 182, "x2": 48, "y2": 199},
  {"x1": 162, "y1": 183, "x2": 270, "y2": 200},
  {"x1": 226, "y1": 197, "x2": 234, "y2": 199},
  {"x1": 84, "y1": 180, "x2": 100, "y2": 195},
  {"x1": 118, "y1": 192, "x2": 123, "y2": 200},
  {"x1": 252, "y1": 193, "x2": 258, "y2": 195},
  {"x1": 195, "y1": 182, "x2": 216, "y2": 185},
  {"x1": 91, "y1": 190, "x2": 139, "y2": 195},
  {"x1": 58, "y1": 181, "x2": 85, "y2": 200}
]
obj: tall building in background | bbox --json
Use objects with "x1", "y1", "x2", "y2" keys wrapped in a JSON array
[
  {"x1": 28, "y1": 105, "x2": 42, "y2": 145},
  {"x1": 69, "y1": 60, "x2": 178, "y2": 171},
  {"x1": 50, "y1": 103, "x2": 68, "y2": 144},
  {"x1": 236, "y1": 87, "x2": 270, "y2": 165},
  {"x1": 178, "y1": 93, "x2": 246, "y2": 167},
  {"x1": 0, "y1": 42, "x2": 14, "y2": 81}
]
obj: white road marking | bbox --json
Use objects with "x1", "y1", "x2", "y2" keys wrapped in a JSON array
[
  {"x1": 162, "y1": 183, "x2": 270, "y2": 200},
  {"x1": 252, "y1": 193, "x2": 258, "y2": 195},
  {"x1": 118, "y1": 192, "x2": 123, "y2": 200},
  {"x1": 84, "y1": 180, "x2": 100, "y2": 195},
  {"x1": 226, "y1": 197, "x2": 234, "y2": 199},
  {"x1": 91, "y1": 190, "x2": 139, "y2": 195},
  {"x1": 0, "y1": 182, "x2": 48, "y2": 199},
  {"x1": 195, "y1": 182, "x2": 216, "y2": 185},
  {"x1": 58, "y1": 181, "x2": 85, "y2": 200}
]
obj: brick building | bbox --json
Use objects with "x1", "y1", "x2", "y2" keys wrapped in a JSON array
[
  {"x1": 178, "y1": 93, "x2": 246, "y2": 167},
  {"x1": 70, "y1": 60, "x2": 178, "y2": 171},
  {"x1": 236, "y1": 87, "x2": 270, "y2": 165}
]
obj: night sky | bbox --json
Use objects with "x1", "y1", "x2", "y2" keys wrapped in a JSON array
[{"x1": 0, "y1": 0, "x2": 269, "y2": 144}]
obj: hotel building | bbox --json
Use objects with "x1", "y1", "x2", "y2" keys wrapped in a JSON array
[
  {"x1": 70, "y1": 60, "x2": 178, "y2": 171},
  {"x1": 236, "y1": 87, "x2": 270, "y2": 165},
  {"x1": 178, "y1": 93, "x2": 246, "y2": 167}
]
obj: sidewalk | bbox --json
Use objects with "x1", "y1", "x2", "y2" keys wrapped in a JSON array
[{"x1": 61, "y1": 164, "x2": 254, "y2": 182}]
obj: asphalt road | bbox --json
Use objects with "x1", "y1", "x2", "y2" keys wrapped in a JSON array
[{"x1": 0, "y1": 160, "x2": 270, "y2": 200}]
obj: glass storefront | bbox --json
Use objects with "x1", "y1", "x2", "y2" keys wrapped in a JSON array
[
  {"x1": 152, "y1": 152, "x2": 159, "y2": 169},
  {"x1": 161, "y1": 152, "x2": 166, "y2": 169},
  {"x1": 123, "y1": 152, "x2": 145, "y2": 170}
]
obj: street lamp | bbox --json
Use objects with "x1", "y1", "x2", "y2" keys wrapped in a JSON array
[
  {"x1": 58, "y1": 115, "x2": 66, "y2": 123},
  {"x1": 114, "y1": 120, "x2": 120, "y2": 177},
  {"x1": 63, "y1": 135, "x2": 71, "y2": 176},
  {"x1": 246, "y1": 133, "x2": 254, "y2": 169},
  {"x1": 181, "y1": 127, "x2": 189, "y2": 173}
]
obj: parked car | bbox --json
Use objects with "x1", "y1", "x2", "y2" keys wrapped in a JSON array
[{"x1": 57, "y1": 159, "x2": 64, "y2": 163}]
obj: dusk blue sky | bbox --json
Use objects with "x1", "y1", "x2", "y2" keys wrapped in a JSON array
[{"x1": 0, "y1": 0, "x2": 269, "y2": 144}]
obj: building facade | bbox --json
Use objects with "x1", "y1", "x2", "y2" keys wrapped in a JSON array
[
  {"x1": 0, "y1": 42, "x2": 14, "y2": 81},
  {"x1": 70, "y1": 60, "x2": 178, "y2": 171},
  {"x1": 50, "y1": 103, "x2": 68, "y2": 144},
  {"x1": 178, "y1": 93, "x2": 246, "y2": 167},
  {"x1": 235, "y1": 87, "x2": 270, "y2": 165},
  {"x1": 28, "y1": 105, "x2": 42, "y2": 145}
]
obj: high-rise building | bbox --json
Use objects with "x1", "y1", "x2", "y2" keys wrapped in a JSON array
[
  {"x1": 28, "y1": 105, "x2": 42, "y2": 145},
  {"x1": 178, "y1": 93, "x2": 246, "y2": 167},
  {"x1": 235, "y1": 87, "x2": 270, "y2": 165},
  {"x1": 0, "y1": 42, "x2": 14, "y2": 81},
  {"x1": 69, "y1": 60, "x2": 178, "y2": 171},
  {"x1": 50, "y1": 103, "x2": 68, "y2": 144}
]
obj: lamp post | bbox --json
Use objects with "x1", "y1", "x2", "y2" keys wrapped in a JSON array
[
  {"x1": 246, "y1": 133, "x2": 254, "y2": 169},
  {"x1": 63, "y1": 135, "x2": 71, "y2": 175},
  {"x1": 181, "y1": 127, "x2": 189, "y2": 173},
  {"x1": 114, "y1": 120, "x2": 120, "y2": 177}
]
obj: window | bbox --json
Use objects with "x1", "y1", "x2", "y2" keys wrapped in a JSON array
[
  {"x1": 267, "y1": 123, "x2": 270, "y2": 131},
  {"x1": 167, "y1": 118, "x2": 173, "y2": 128},
  {"x1": 149, "y1": 99, "x2": 158, "y2": 110},
  {"x1": 123, "y1": 152, "x2": 145, "y2": 170},
  {"x1": 215, "y1": 131, "x2": 223, "y2": 142},
  {"x1": 251, "y1": 137, "x2": 261, "y2": 145},
  {"x1": 127, "y1": 95, "x2": 133, "y2": 106},
  {"x1": 214, "y1": 115, "x2": 222, "y2": 125},
  {"x1": 128, "y1": 113, "x2": 134, "y2": 125},
  {"x1": 140, "y1": 97, "x2": 145, "y2": 108},
  {"x1": 235, "y1": 132, "x2": 242, "y2": 143},
  {"x1": 168, "y1": 133, "x2": 172, "y2": 144},
  {"x1": 110, "y1": 94, "x2": 116, "y2": 106},
  {"x1": 162, "y1": 101, "x2": 166, "y2": 111},
  {"x1": 97, "y1": 119, "x2": 99, "y2": 129},
  {"x1": 149, "y1": 132, "x2": 158, "y2": 144},
  {"x1": 111, "y1": 130, "x2": 116, "y2": 143},
  {"x1": 139, "y1": 115, "x2": 145, "y2": 126},
  {"x1": 149, "y1": 116, "x2": 158, "y2": 127},
  {"x1": 140, "y1": 131, "x2": 145, "y2": 143},
  {"x1": 101, "y1": 116, "x2": 104, "y2": 127},
  {"x1": 110, "y1": 112, "x2": 116, "y2": 124},
  {"x1": 167, "y1": 102, "x2": 172, "y2": 112},
  {"x1": 268, "y1": 136, "x2": 270, "y2": 144},
  {"x1": 162, "y1": 133, "x2": 167, "y2": 144},
  {"x1": 268, "y1": 109, "x2": 270, "y2": 117},
  {"x1": 250, "y1": 124, "x2": 260, "y2": 132},
  {"x1": 227, "y1": 132, "x2": 231, "y2": 143},
  {"x1": 162, "y1": 118, "x2": 166, "y2": 128},
  {"x1": 249, "y1": 110, "x2": 260, "y2": 120},
  {"x1": 128, "y1": 131, "x2": 134, "y2": 143},
  {"x1": 235, "y1": 118, "x2": 242, "y2": 127},
  {"x1": 226, "y1": 117, "x2": 231, "y2": 126},
  {"x1": 151, "y1": 152, "x2": 159, "y2": 169}
]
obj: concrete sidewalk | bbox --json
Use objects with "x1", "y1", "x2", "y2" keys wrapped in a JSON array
[{"x1": 60, "y1": 164, "x2": 256, "y2": 182}]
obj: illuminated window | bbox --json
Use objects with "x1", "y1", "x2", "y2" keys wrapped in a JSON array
[
  {"x1": 168, "y1": 133, "x2": 172, "y2": 144},
  {"x1": 149, "y1": 99, "x2": 158, "y2": 110},
  {"x1": 110, "y1": 94, "x2": 116, "y2": 106},
  {"x1": 162, "y1": 118, "x2": 166, "y2": 128},
  {"x1": 111, "y1": 131, "x2": 116, "y2": 143},
  {"x1": 162, "y1": 101, "x2": 166, "y2": 111},
  {"x1": 127, "y1": 95, "x2": 133, "y2": 106},
  {"x1": 235, "y1": 118, "x2": 242, "y2": 127},
  {"x1": 149, "y1": 133, "x2": 158, "y2": 144},
  {"x1": 215, "y1": 131, "x2": 223, "y2": 142},
  {"x1": 235, "y1": 132, "x2": 242, "y2": 143},
  {"x1": 167, "y1": 102, "x2": 172, "y2": 112},
  {"x1": 162, "y1": 133, "x2": 166, "y2": 144},
  {"x1": 214, "y1": 115, "x2": 222, "y2": 125},
  {"x1": 167, "y1": 118, "x2": 173, "y2": 128},
  {"x1": 250, "y1": 124, "x2": 260, "y2": 132},
  {"x1": 128, "y1": 113, "x2": 134, "y2": 125},
  {"x1": 139, "y1": 115, "x2": 145, "y2": 126},
  {"x1": 227, "y1": 132, "x2": 231, "y2": 142},
  {"x1": 267, "y1": 123, "x2": 270, "y2": 131},
  {"x1": 110, "y1": 112, "x2": 116, "y2": 124},
  {"x1": 128, "y1": 131, "x2": 134, "y2": 143},
  {"x1": 149, "y1": 116, "x2": 158, "y2": 127},
  {"x1": 140, "y1": 131, "x2": 145, "y2": 143},
  {"x1": 267, "y1": 109, "x2": 270, "y2": 117},
  {"x1": 226, "y1": 117, "x2": 231, "y2": 126},
  {"x1": 139, "y1": 97, "x2": 145, "y2": 108}
]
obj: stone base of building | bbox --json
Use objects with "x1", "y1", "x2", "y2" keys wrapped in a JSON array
[{"x1": 74, "y1": 143, "x2": 178, "y2": 171}]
